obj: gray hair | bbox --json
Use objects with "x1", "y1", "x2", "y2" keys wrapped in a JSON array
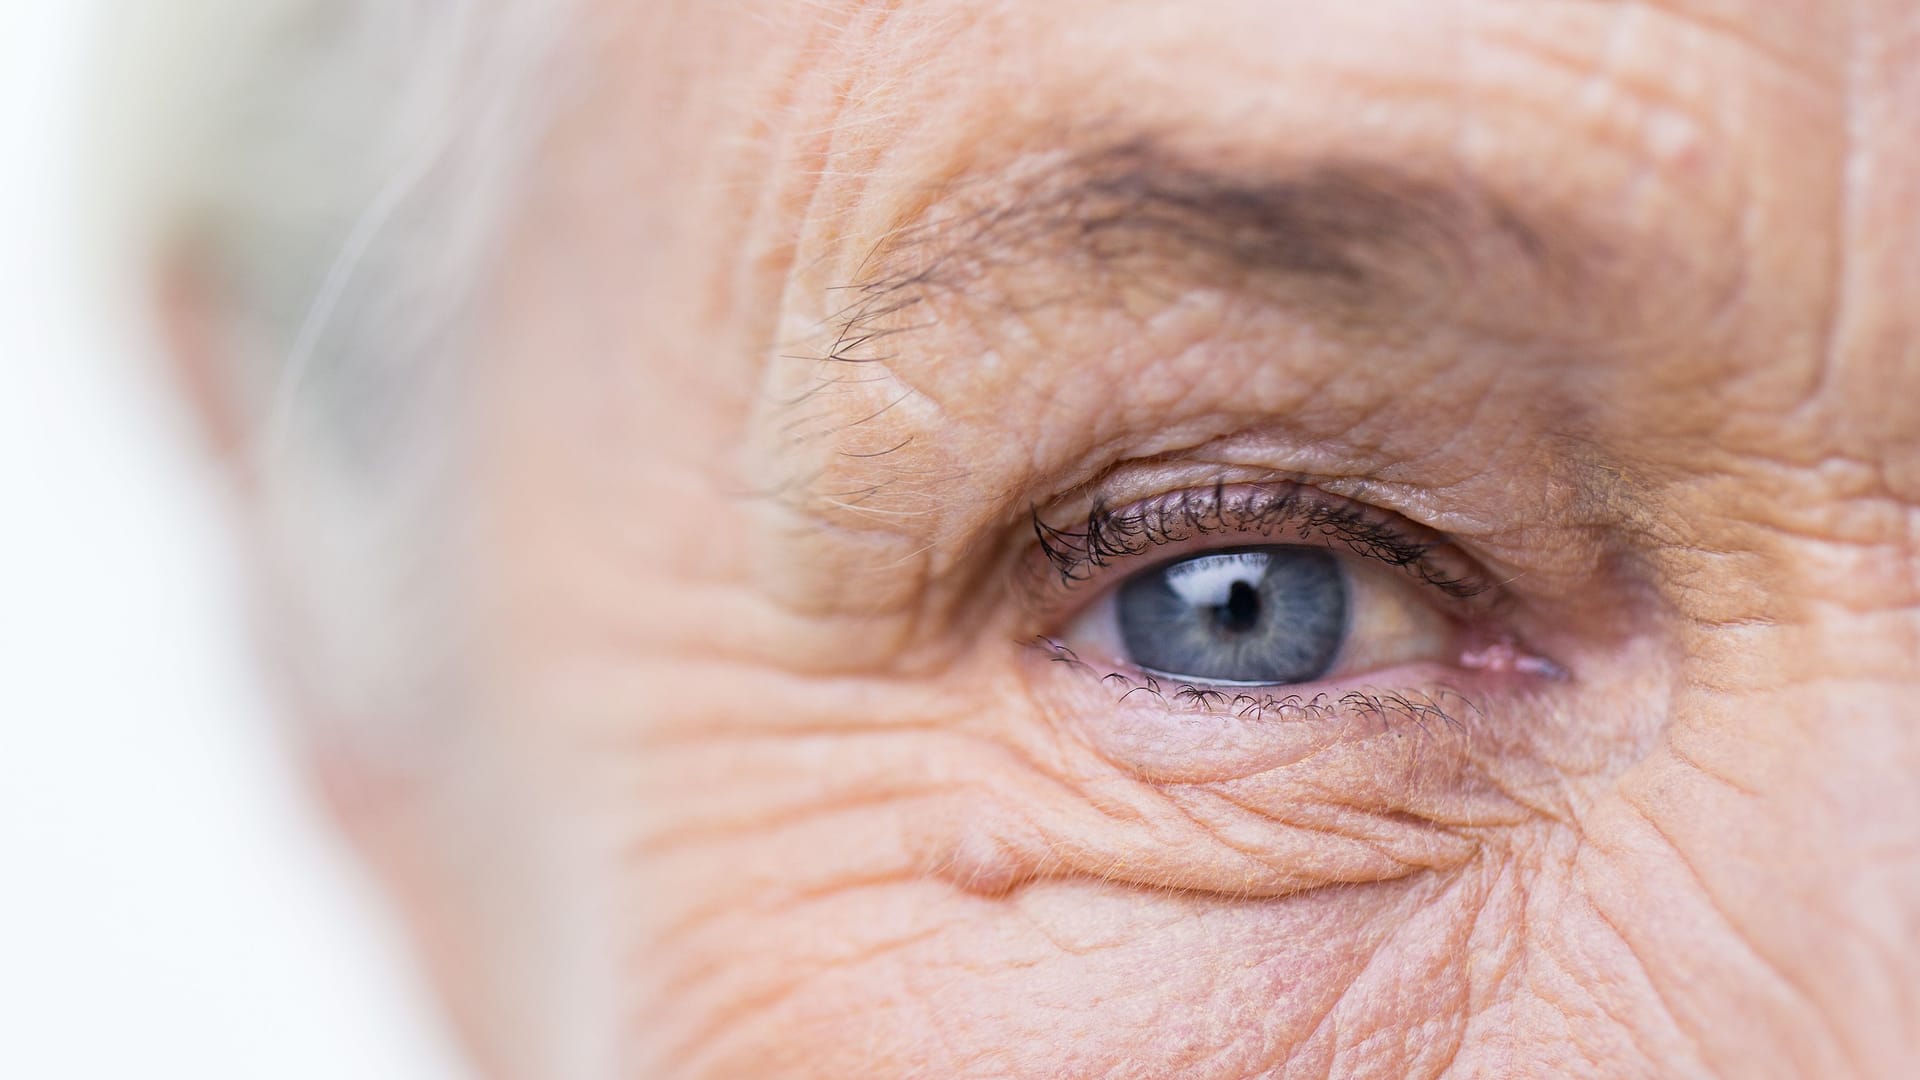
[{"x1": 92, "y1": 1, "x2": 577, "y2": 752}]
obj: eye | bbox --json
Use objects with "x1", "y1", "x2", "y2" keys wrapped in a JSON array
[
  {"x1": 1040, "y1": 484, "x2": 1474, "y2": 689},
  {"x1": 1114, "y1": 547, "x2": 1348, "y2": 684}
]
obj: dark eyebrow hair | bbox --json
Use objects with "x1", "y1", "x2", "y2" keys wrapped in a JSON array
[{"x1": 828, "y1": 137, "x2": 1569, "y2": 350}]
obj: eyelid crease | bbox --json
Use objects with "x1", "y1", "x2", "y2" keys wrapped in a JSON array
[{"x1": 1027, "y1": 479, "x2": 1498, "y2": 612}]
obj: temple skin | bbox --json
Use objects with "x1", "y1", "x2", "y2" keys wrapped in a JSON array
[{"x1": 224, "y1": 1, "x2": 1920, "y2": 1077}]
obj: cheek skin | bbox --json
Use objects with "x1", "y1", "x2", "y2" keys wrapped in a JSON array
[
  {"x1": 612, "y1": 656, "x2": 1520, "y2": 1077},
  {"x1": 666, "y1": 873, "x2": 1509, "y2": 1079},
  {"x1": 596, "y1": 577, "x2": 1917, "y2": 1080},
  {"x1": 584, "y1": 542, "x2": 1580, "y2": 1077}
]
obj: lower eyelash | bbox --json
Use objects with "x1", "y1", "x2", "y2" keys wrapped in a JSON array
[{"x1": 1034, "y1": 636, "x2": 1485, "y2": 730}]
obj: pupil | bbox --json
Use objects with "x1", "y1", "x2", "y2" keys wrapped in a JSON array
[{"x1": 1215, "y1": 578, "x2": 1262, "y2": 633}]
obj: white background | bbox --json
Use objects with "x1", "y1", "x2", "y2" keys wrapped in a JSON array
[{"x1": 1, "y1": 3, "x2": 468, "y2": 1076}]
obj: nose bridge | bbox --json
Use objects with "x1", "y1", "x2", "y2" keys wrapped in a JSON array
[
  {"x1": 1815, "y1": 0, "x2": 1920, "y2": 501},
  {"x1": 1644, "y1": 482, "x2": 1920, "y2": 1060},
  {"x1": 1783, "y1": 513, "x2": 1920, "y2": 682},
  {"x1": 1668, "y1": 509, "x2": 1920, "y2": 698},
  {"x1": 1663, "y1": 491, "x2": 1920, "y2": 894},
  {"x1": 1645, "y1": 647, "x2": 1920, "y2": 1072}
]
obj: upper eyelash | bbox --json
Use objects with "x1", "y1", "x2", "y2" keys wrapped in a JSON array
[{"x1": 1029, "y1": 479, "x2": 1490, "y2": 599}]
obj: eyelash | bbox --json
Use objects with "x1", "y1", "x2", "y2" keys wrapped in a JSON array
[{"x1": 1028, "y1": 479, "x2": 1491, "y2": 602}]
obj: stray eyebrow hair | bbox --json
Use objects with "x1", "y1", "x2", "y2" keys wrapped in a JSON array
[{"x1": 831, "y1": 136, "x2": 1569, "y2": 343}]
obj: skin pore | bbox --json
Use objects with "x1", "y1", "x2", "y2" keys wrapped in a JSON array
[{"x1": 224, "y1": 1, "x2": 1920, "y2": 1077}]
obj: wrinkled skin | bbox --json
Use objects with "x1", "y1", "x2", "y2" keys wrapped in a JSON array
[{"x1": 229, "y1": 1, "x2": 1920, "y2": 1077}]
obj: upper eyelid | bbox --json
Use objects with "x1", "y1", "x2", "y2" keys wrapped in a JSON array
[{"x1": 1026, "y1": 480, "x2": 1500, "y2": 613}]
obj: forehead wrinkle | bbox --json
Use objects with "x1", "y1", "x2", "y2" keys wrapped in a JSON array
[
  {"x1": 1549, "y1": 0, "x2": 1845, "y2": 87},
  {"x1": 750, "y1": 2, "x2": 1810, "y2": 559}
]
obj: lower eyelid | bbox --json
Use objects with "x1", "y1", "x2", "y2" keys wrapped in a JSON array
[{"x1": 1017, "y1": 643, "x2": 1536, "y2": 832}]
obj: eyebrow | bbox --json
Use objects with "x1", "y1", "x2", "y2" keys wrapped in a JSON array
[
  {"x1": 833, "y1": 137, "x2": 1571, "y2": 337},
  {"x1": 774, "y1": 135, "x2": 1629, "y2": 550}
]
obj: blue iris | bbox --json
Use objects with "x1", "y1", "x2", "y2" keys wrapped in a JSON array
[{"x1": 1116, "y1": 546, "x2": 1348, "y2": 685}]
